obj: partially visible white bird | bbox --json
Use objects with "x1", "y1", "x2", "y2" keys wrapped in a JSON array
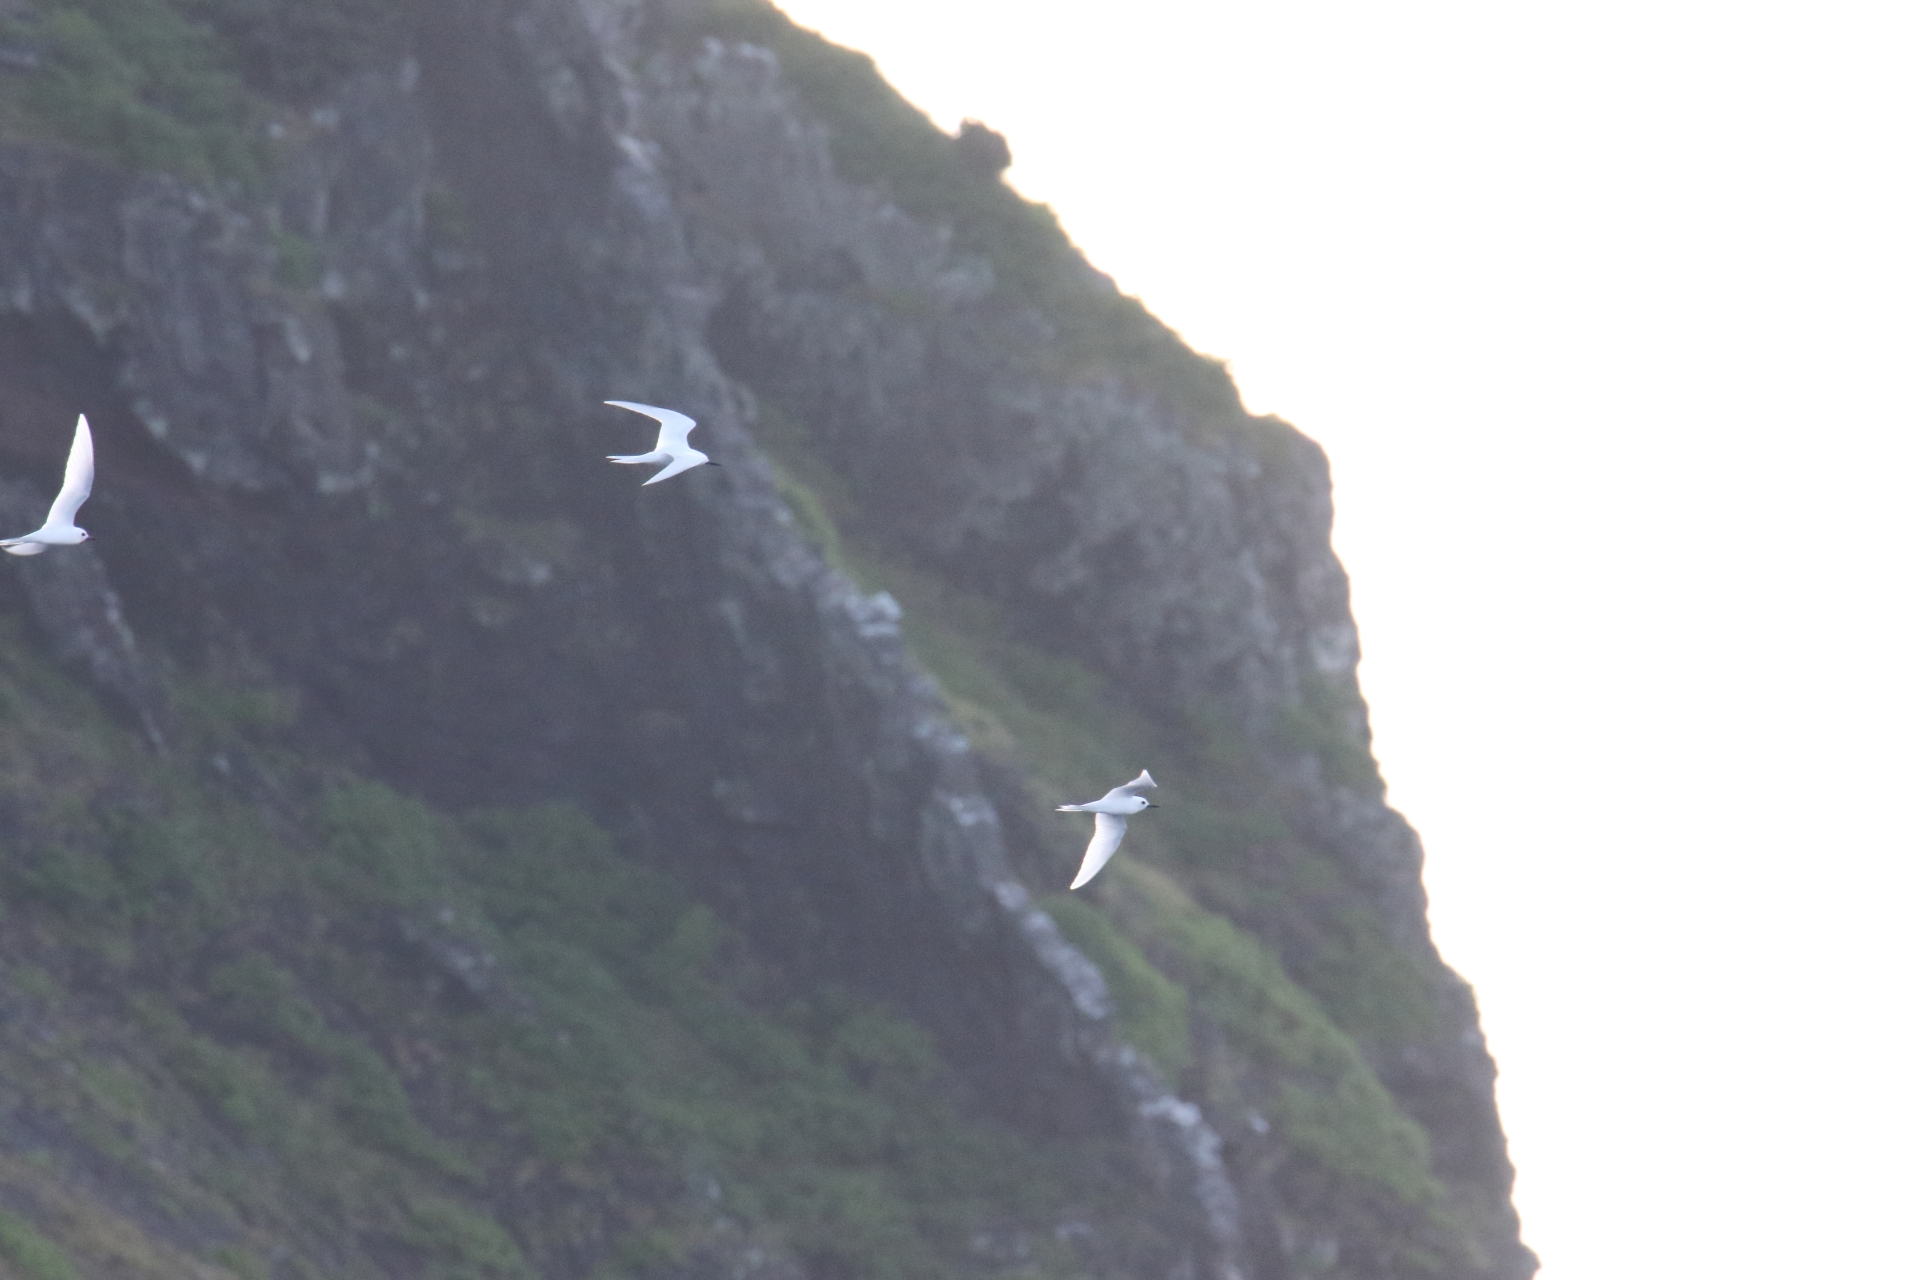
[
  {"x1": 1058, "y1": 769, "x2": 1158, "y2": 890},
  {"x1": 605, "y1": 401, "x2": 716, "y2": 485},
  {"x1": 2, "y1": 414, "x2": 94, "y2": 556}
]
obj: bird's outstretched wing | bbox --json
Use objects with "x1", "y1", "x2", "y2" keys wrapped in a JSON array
[
  {"x1": 47, "y1": 415, "x2": 93, "y2": 528},
  {"x1": 642, "y1": 452, "x2": 708, "y2": 486},
  {"x1": 1070, "y1": 813, "x2": 1128, "y2": 890},
  {"x1": 606, "y1": 401, "x2": 697, "y2": 452}
]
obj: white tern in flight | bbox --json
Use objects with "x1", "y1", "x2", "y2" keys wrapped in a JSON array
[
  {"x1": 1058, "y1": 769, "x2": 1158, "y2": 890},
  {"x1": 605, "y1": 401, "x2": 716, "y2": 484},
  {"x1": 2, "y1": 414, "x2": 94, "y2": 555}
]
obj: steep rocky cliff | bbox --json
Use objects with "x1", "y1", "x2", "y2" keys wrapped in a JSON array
[{"x1": 0, "y1": 2, "x2": 1533, "y2": 1278}]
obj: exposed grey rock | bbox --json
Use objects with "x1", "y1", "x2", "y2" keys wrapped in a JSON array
[{"x1": 0, "y1": 479, "x2": 169, "y2": 748}]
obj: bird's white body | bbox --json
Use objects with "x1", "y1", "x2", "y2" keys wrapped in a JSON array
[
  {"x1": 1058, "y1": 769, "x2": 1158, "y2": 889},
  {"x1": 2, "y1": 415, "x2": 94, "y2": 556},
  {"x1": 605, "y1": 401, "x2": 713, "y2": 484}
]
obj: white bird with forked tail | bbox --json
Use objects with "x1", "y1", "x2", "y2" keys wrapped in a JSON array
[
  {"x1": 2, "y1": 414, "x2": 94, "y2": 555},
  {"x1": 1058, "y1": 769, "x2": 1158, "y2": 890},
  {"x1": 604, "y1": 401, "x2": 716, "y2": 485}
]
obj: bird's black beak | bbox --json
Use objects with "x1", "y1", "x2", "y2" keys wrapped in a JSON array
[{"x1": 1145, "y1": 802, "x2": 1160, "y2": 808}]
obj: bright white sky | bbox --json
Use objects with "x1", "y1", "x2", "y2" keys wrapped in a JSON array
[{"x1": 770, "y1": 2, "x2": 1920, "y2": 1277}]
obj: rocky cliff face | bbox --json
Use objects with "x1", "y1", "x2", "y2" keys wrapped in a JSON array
[{"x1": 0, "y1": 2, "x2": 1532, "y2": 1278}]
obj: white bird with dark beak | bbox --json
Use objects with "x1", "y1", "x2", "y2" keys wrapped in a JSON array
[
  {"x1": 1058, "y1": 769, "x2": 1159, "y2": 889},
  {"x1": 604, "y1": 401, "x2": 716, "y2": 485},
  {"x1": 2, "y1": 414, "x2": 94, "y2": 555}
]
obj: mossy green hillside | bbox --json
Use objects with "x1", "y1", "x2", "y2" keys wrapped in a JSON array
[
  {"x1": 0, "y1": 621, "x2": 1135, "y2": 1280},
  {"x1": 0, "y1": 0, "x2": 260, "y2": 180},
  {"x1": 0, "y1": 0, "x2": 406, "y2": 181},
  {"x1": 922, "y1": 613, "x2": 1459, "y2": 1271}
]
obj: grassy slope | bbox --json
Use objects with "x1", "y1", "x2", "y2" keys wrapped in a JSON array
[
  {"x1": 779, "y1": 536, "x2": 1466, "y2": 1273},
  {"x1": 0, "y1": 0, "x2": 407, "y2": 180},
  {"x1": 0, "y1": 614, "x2": 1138, "y2": 1278},
  {"x1": 0, "y1": 0, "x2": 260, "y2": 182}
]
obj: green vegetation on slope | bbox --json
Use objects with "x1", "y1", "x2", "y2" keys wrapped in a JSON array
[
  {"x1": 0, "y1": 0, "x2": 261, "y2": 180},
  {"x1": 0, "y1": 618, "x2": 1130, "y2": 1279},
  {"x1": 753, "y1": 449, "x2": 1469, "y2": 1273},
  {"x1": 0, "y1": 0, "x2": 405, "y2": 179},
  {"x1": 0, "y1": 1210, "x2": 82, "y2": 1280}
]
